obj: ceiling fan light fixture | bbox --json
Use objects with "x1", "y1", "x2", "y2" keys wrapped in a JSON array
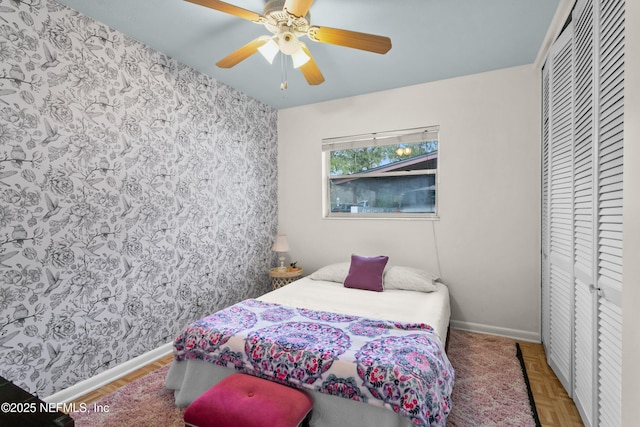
[
  {"x1": 278, "y1": 31, "x2": 300, "y2": 55},
  {"x1": 291, "y1": 45, "x2": 310, "y2": 68},
  {"x1": 257, "y1": 37, "x2": 279, "y2": 64}
]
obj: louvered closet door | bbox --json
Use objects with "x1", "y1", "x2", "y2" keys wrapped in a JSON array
[
  {"x1": 541, "y1": 65, "x2": 551, "y2": 349},
  {"x1": 542, "y1": 0, "x2": 624, "y2": 424},
  {"x1": 595, "y1": 0, "x2": 624, "y2": 424},
  {"x1": 572, "y1": 0, "x2": 597, "y2": 425},
  {"x1": 546, "y1": 27, "x2": 574, "y2": 394}
]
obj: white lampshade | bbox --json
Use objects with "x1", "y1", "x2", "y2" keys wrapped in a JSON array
[
  {"x1": 291, "y1": 45, "x2": 310, "y2": 68},
  {"x1": 258, "y1": 37, "x2": 279, "y2": 64},
  {"x1": 272, "y1": 234, "x2": 290, "y2": 252}
]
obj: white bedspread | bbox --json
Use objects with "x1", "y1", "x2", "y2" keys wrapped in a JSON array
[{"x1": 259, "y1": 277, "x2": 450, "y2": 343}]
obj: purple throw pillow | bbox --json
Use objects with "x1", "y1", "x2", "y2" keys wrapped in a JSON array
[{"x1": 343, "y1": 255, "x2": 389, "y2": 292}]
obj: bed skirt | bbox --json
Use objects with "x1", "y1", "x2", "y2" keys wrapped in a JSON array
[{"x1": 165, "y1": 359, "x2": 415, "y2": 427}]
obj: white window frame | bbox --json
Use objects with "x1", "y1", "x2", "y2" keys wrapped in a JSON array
[{"x1": 322, "y1": 126, "x2": 440, "y2": 219}]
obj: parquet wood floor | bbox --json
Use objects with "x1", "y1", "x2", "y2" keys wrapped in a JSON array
[
  {"x1": 70, "y1": 338, "x2": 584, "y2": 427},
  {"x1": 518, "y1": 341, "x2": 584, "y2": 427},
  {"x1": 69, "y1": 353, "x2": 174, "y2": 408}
]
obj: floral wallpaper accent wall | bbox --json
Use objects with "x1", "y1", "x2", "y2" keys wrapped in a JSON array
[{"x1": 0, "y1": 0, "x2": 278, "y2": 396}]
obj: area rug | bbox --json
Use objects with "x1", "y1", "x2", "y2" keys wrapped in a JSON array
[
  {"x1": 71, "y1": 364, "x2": 184, "y2": 427},
  {"x1": 72, "y1": 329, "x2": 539, "y2": 426},
  {"x1": 446, "y1": 330, "x2": 540, "y2": 427}
]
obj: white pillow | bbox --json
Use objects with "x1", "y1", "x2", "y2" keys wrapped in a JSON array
[
  {"x1": 383, "y1": 266, "x2": 438, "y2": 292},
  {"x1": 308, "y1": 262, "x2": 350, "y2": 283}
]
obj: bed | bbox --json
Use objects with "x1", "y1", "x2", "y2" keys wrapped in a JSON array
[{"x1": 165, "y1": 262, "x2": 453, "y2": 427}]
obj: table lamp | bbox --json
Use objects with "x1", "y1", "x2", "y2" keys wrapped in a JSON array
[{"x1": 271, "y1": 234, "x2": 290, "y2": 271}]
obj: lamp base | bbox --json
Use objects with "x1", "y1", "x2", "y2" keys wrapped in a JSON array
[{"x1": 277, "y1": 256, "x2": 286, "y2": 272}]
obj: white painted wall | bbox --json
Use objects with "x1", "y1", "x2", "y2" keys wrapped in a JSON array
[
  {"x1": 622, "y1": 1, "x2": 640, "y2": 425},
  {"x1": 277, "y1": 65, "x2": 541, "y2": 340}
]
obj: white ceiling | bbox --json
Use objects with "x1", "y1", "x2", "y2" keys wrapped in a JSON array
[{"x1": 55, "y1": 0, "x2": 559, "y2": 110}]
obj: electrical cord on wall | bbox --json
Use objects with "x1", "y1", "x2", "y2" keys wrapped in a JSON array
[{"x1": 431, "y1": 220, "x2": 443, "y2": 279}]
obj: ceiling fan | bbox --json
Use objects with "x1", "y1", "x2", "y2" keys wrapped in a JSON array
[{"x1": 185, "y1": 0, "x2": 392, "y2": 86}]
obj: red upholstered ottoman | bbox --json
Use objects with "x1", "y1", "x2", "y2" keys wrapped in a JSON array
[{"x1": 183, "y1": 373, "x2": 313, "y2": 427}]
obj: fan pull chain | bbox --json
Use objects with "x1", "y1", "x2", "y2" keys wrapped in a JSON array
[{"x1": 280, "y1": 53, "x2": 288, "y2": 90}]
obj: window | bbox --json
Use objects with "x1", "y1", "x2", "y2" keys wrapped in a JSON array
[{"x1": 322, "y1": 126, "x2": 439, "y2": 218}]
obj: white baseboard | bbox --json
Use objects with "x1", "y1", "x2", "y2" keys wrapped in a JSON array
[
  {"x1": 44, "y1": 342, "x2": 174, "y2": 404},
  {"x1": 450, "y1": 320, "x2": 541, "y2": 343}
]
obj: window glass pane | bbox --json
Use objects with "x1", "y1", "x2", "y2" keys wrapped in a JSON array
[
  {"x1": 324, "y1": 127, "x2": 439, "y2": 218},
  {"x1": 330, "y1": 174, "x2": 436, "y2": 214},
  {"x1": 329, "y1": 140, "x2": 438, "y2": 176}
]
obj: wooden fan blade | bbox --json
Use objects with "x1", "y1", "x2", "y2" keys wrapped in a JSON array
[
  {"x1": 216, "y1": 37, "x2": 268, "y2": 68},
  {"x1": 299, "y1": 45, "x2": 324, "y2": 85},
  {"x1": 308, "y1": 26, "x2": 392, "y2": 54},
  {"x1": 283, "y1": 0, "x2": 314, "y2": 18},
  {"x1": 185, "y1": 0, "x2": 261, "y2": 22}
]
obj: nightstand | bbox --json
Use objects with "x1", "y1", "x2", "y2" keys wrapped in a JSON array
[{"x1": 269, "y1": 267, "x2": 303, "y2": 290}]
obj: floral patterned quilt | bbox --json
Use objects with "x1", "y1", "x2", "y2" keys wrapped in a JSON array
[{"x1": 173, "y1": 299, "x2": 454, "y2": 426}]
